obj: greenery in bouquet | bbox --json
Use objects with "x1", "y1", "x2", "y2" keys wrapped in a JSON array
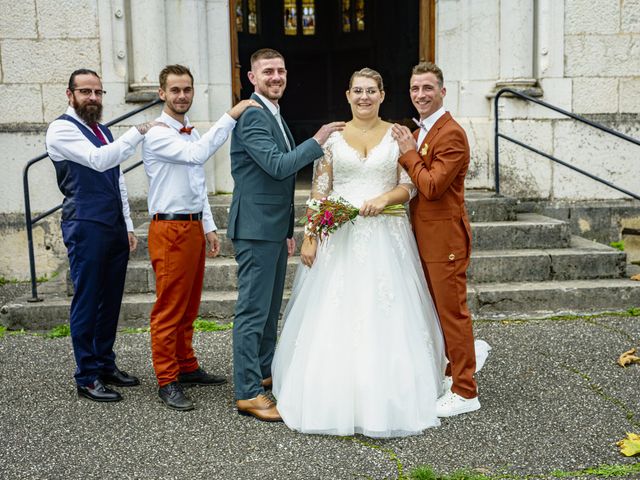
[{"x1": 300, "y1": 195, "x2": 406, "y2": 240}]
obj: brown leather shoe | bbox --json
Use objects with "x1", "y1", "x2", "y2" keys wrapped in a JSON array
[
  {"x1": 261, "y1": 377, "x2": 273, "y2": 389},
  {"x1": 236, "y1": 394, "x2": 282, "y2": 422}
]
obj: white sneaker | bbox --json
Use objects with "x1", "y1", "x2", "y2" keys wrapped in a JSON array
[
  {"x1": 441, "y1": 375, "x2": 453, "y2": 395},
  {"x1": 436, "y1": 390, "x2": 480, "y2": 417}
]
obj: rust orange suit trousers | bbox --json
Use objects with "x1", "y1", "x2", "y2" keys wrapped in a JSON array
[
  {"x1": 422, "y1": 257, "x2": 478, "y2": 399},
  {"x1": 148, "y1": 220, "x2": 205, "y2": 387}
]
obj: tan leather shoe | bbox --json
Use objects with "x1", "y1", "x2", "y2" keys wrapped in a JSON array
[
  {"x1": 236, "y1": 394, "x2": 282, "y2": 422},
  {"x1": 261, "y1": 376, "x2": 273, "y2": 389}
]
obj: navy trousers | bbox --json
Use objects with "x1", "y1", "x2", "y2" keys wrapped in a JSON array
[
  {"x1": 232, "y1": 239, "x2": 288, "y2": 400},
  {"x1": 61, "y1": 219, "x2": 129, "y2": 386}
]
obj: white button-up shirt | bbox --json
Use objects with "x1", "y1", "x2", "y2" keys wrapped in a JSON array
[
  {"x1": 417, "y1": 106, "x2": 446, "y2": 148},
  {"x1": 142, "y1": 111, "x2": 237, "y2": 233},
  {"x1": 46, "y1": 106, "x2": 141, "y2": 231}
]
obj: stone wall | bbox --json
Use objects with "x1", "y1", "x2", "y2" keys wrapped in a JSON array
[
  {"x1": 0, "y1": 0, "x2": 233, "y2": 279},
  {"x1": 437, "y1": 0, "x2": 640, "y2": 200}
]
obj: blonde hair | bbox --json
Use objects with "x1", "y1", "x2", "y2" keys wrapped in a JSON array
[
  {"x1": 349, "y1": 67, "x2": 384, "y2": 91},
  {"x1": 411, "y1": 62, "x2": 444, "y2": 88}
]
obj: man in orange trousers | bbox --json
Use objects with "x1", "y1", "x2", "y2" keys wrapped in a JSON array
[
  {"x1": 392, "y1": 61, "x2": 479, "y2": 417},
  {"x1": 142, "y1": 64, "x2": 258, "y2": 410}
]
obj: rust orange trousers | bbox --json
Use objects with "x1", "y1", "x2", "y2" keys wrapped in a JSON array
[
  {"x1": 423, "y1": 257, "x2": 478, "y2": 399},
  {"x1": 148, "y1": 219, "x2": 204, "y2": 387}
]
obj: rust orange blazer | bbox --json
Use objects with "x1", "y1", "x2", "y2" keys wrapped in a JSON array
[{"x1": 398, "y1": 112, "x2": 472, "y2": 264}]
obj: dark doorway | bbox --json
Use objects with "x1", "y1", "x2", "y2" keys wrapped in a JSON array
[{"x1": 233, "y1": 0, "x2": 420, "y2": 181}]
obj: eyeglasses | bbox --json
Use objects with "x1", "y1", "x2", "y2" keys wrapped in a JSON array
[
  {"x1": 72, "y1": 88, "x2": 106, "y2": 97},
  {"x1": 350, "y1": 87, "x2": 380, "y2": 96}
]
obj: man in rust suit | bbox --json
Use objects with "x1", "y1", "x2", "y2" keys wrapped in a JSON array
[{"x1": 392, "y1": 62, "x2": 479, "y2": 417}]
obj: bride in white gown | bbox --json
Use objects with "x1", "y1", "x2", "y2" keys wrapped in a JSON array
[{"x1": 272, "y1": 68, "x2": 447, "y2": 438}]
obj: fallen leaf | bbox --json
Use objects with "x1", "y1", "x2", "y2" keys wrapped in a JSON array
[
  {"x1": 618, "y1": 348, "x2": 640, "y2": 367},
  {"x1": 617, "y1": 432, "x2": 640, "y2": 457},
  {"x1": 631, "y1": 274, "x2": 640, "y2": 281}
]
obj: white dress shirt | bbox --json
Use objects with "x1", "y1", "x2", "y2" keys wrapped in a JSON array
[
  {"x1": 142, "y1": 111, "x2": 237, "y2": 233},
  {"x1": 417, "y1": 106, "x2": 446, "y2": 148},
  {"x1": 255, "y1": 92, "x2": 291, "y2": 150},
  {"x1": 46, "y1": 106, "x2": 141, "y2": 231}
]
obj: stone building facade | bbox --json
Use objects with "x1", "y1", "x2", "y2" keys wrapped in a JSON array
[{"x1": 0, "y1": 0, "x2": 639, "y2": 279}]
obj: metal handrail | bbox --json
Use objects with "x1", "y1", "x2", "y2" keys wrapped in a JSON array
[
  {"x1": 493, "y1": 88, "x2": 640, "y2": 200},
  {"x1": 23, "y1": 98, "x2": 163, "y2": 302}
]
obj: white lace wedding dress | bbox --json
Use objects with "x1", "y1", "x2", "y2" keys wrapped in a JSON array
[{"x1": 272, "y1": 129, "x2": 447, "y2": 438}]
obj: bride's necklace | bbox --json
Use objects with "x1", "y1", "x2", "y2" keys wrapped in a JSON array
[{"x1": 350, "y1": 119, "x2": 381, "y2": 134}]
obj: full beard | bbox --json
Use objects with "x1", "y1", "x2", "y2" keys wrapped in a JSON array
[{"x1": 75, "y1": 101, "x2": 103, "y2": 125}]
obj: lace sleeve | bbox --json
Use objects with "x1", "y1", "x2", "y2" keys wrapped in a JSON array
[
  {"x1": 398, "y1": 164, "x2": 417, "y2": 200},
  {"x1": 310, "y1": 142, "x2": 334, "y2": 200}
]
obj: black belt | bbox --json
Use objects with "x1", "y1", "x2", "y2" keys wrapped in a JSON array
[{"x1": 153, "y1": 212, "x2": 203, "y2": 221}]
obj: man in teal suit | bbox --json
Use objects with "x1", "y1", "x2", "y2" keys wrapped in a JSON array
[{"x1": 229, "y1": 48, "x2": 344, "y2": 421}]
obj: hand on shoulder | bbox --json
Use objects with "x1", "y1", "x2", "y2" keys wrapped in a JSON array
[
  {"x1": 391, "y1": 123, "x2": 417, "y2": 155},
  {"x1": 313, "y1": 121, "x2": 346, "y2": 146},
  {"x1": 228, "y1": 99, "x2": 262, "y2": 120},
  {"x1": 136, "y1": 120, "x2": 168, "y2": 135}
]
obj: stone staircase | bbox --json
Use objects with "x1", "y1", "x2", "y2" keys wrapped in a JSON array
[{"x1": 3, "y1": 190, "x2": 640, "y2": 329}]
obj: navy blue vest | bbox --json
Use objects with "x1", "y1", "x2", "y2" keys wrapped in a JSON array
[{"x1": 51, "y1": 115, "x2": 124, "y2": 226}]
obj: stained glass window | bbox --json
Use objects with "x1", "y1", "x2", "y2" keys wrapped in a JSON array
[
  {"x1": 248, "y1": 0, "x2": 258, "y2": 34},
  {"x1": 302, "y1": 0, "x2": 315, "y2": 35},
  {"x1": 356, "y1": 0, "x2": 365, "y2": 31},
  {"x1": 284, "y1": 0, "x2": 297, "y2": 35},
  {"x1": 342, "y1": 0, "x2": 351, "y2": 33},
  {"x1": 235, "y1": 0, "x2": 244, "y2": 33},
  {"x1": 341, "y1": 0, "x2": 365, "y2": 33}
]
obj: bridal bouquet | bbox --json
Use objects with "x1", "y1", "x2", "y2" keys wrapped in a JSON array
[{"x1": 300, "y1": 195, "x2": 406, "y2": 239}]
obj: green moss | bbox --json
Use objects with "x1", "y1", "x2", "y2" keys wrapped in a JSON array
[
  {"x1": 610, "y1": 240, "x2": 625, "y2": 251},
  {"x1": 193, "y1": 319, "x2": 233, "y2": 332},
  {"x1": 47, "y1": 324, "x2": 71, "y2": 339}
]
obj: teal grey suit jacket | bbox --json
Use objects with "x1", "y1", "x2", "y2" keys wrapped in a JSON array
[{"x1": 228, "y1": 93, "x2": 324, "y2": 241}]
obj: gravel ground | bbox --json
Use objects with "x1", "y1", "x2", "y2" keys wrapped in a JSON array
[{"x1": 1, "y1": 315, "x2": 639, "y2": 479}]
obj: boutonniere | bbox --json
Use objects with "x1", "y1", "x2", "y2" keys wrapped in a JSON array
[{"x1": 420, "y1": 144, "x2": 428, "y2": 156}]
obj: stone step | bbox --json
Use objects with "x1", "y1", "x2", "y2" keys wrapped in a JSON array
[
  {"x1": 130, "y1": 213, "x2": 569, "y2": 260},
  {"x1": 468, "y1": 236, "x2": 625, "y2": 283},
  {"x1": 6, "y1": 277, "x2": 640, "y2": 330},
  {"x1": 129, "y1": 190, "x2": 517, "y2": 229},
  {"x1": 468, "y1": 278, "x2": 640, "y2": 319},
  {"x1": 1, "y1": 290, "x2": 243, "y2": 331},
  {"x1": 472, "y1": 214, "x2": 570, "y2": 250},
  {"x1": 120, "y1": 236, "x2": 623, "y2": 294},
  {"x1": 122, "y1": 257, "x2": 300, "y2": 294}
]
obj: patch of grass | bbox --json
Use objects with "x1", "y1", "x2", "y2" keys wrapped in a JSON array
[
  {"x1": 0, "y1": 325, "x2": 6, "y2": 338},
  {"x1": 35, "y1": 271, "x2": 59, "y2": 283},
  {"x1": 409, "y1": 467, "x2": 502, "y2": 480},
  {"x1": 610, "y1": 240, "x2": 625, "y2": 251},
  {"x1": 410, "y1": 466, "x2": 437, "y2": 480},
  {"x1": 193, "y1": 319, "x2": 233, "y2": 332},
  {"x1": 408, "y1": 463, "x2": 640, "y2": 479},
  {"x1": 0, "y1": 277, "x2": 20, "y2": 286},
  {"x1": 551, "y1": 462, "x2": 640, "y2": 477},
  {"x1": 47, "y1": 324, "x2": 71, "y2": 339}
]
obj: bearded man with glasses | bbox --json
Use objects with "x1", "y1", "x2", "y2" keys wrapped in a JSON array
[{"x1": 46, "y1": 68, "x2": 164, "y2": 403}]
